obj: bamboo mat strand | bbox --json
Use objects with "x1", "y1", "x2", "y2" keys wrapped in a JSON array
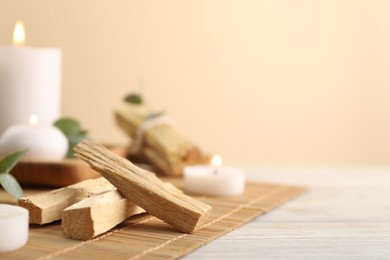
[{"x1": 2, "y1": 181, "x2": 306, "y2": 260}]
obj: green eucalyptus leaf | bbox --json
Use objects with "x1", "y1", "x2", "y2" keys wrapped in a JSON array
[
  {"x1": 0, "y1": 149, "x2": 28, "y2": 174},
  {"x1": 54, "y1": 118, "x2": 82, "y2": 137},
  {"x1": 53, "y1": 117, "x2": 89, "y2": 158},
  {"x1": 67, "y1": 134, "x2": 88, "y2": 158},
  {"x1": 124, "y1": 93, "x2": 143, "y2": 105},
  {"x1": 0, "y1": 173, "x2": 23, "y2": 199}
]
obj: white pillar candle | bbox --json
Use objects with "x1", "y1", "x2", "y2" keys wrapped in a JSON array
[
  {"x1": 0, "y1": 204, "x2": 29, "y2": 253},
  {"x1": 184, "y1": 155, "x2": 245, "y2": 196},
  {"x1": 0, "y1": 20, "x2": 62, "y2": 134},
  {"x1": 0, "y1": 115, "x2": 68, "y2": 161}
]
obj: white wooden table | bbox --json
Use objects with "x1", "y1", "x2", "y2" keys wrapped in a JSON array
[{"x1": 184, "y1": 166, "x2": 390, "y2": 259}]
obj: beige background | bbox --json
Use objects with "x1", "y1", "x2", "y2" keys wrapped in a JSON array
[{"x1": 1, "y1": 0, "x2": 390, "y2": 165}]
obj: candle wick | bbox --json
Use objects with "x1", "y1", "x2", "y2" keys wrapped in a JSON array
[{"x1": 213, "y1": 167, "x2": 218, "y2": 175}]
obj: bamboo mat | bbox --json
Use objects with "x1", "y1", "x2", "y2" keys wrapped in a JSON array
[{"x1": 2, "y1": 180, "x2": 306, "y2": 259}]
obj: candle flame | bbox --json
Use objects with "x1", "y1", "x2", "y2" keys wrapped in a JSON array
[
  {"x1": 29, "y1": 114, "x2": 39, "y2": 126},
  {"x1": 211, "y1": 155, "x2": 223, "y2": 167},
  {"x1": 13, "y1": 20, "x2": 26, "y2": 47}
]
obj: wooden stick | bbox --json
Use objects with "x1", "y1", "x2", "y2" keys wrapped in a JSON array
[
  {"x1": 74, "y1": 140, "x2": 212, "y2": 233},
  {"x1": 115, "y1": 105, "x2": 210, "y2": 176},
  {"x1": 18, "y1": 177, "x2": 116, "y2": 224},
  {"x1": 61, "y1": 180, "x2": 181, "y2": 240},
  {"x1": 62, "y1": 190, "x2": 145, "y2": 240}
]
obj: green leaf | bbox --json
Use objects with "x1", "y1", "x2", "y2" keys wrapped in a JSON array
[
  {"x1": 0, "y1": 174, "x2": 23, "y2": 199},
  {"x1": 53, "y1": 117, "x2": 89, "y2": 158},
  {"x1": 54, "y1": 118, "x2": 82, "y2": 137},
  {"x1": 0, "y1": 149, "x2": 28, "y2": 174},
  {"x1": 67, "y1": 134, "x2": 88, "y2": 158},
  {"x1": 124, "y1": 93, "x2": 143, "y2": 105}
]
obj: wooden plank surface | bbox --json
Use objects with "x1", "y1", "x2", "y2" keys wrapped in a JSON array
[{"x1": 183, "y1": 166, "x2": 390, "y2": 260}]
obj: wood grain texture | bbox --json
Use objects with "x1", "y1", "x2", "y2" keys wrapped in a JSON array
[
  {"x1": 11, "y1": 146, "x2": 127, "y2": 187},
  {"x1": 62, "y1": 190, "x2": 145, "y2": 240},
  {"x1": 11, "y1": 159, "x2": 100, "y2": 187},
  {"x1": 18, "y1": 177, "x2": 116, "y2": 224},
  {"x1": 183, "y1": 166, "x2": 390, "y2": 260},
  {"x1": 61, "y1": 179, "x2": 182, "y2": 241},
  {"x1": 74, "y1": 140, "x2": 212, "y2": 233},
  {"x1": 115, "y1": 104, "x2": 209, "y2": 176}
]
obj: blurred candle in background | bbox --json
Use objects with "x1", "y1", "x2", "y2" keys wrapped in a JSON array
[
  {"x1": 0, "y1": 114, "x2": 68, "y2": 160},
  {"x1": 0, "y1": 20, "x2": 62, "y2": 134},
  {"x1": 184, "y1": 155, "x2": 246, "y2": 196}
]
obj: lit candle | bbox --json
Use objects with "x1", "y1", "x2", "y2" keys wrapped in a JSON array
[
  {"x1": 184, "y1": 155, "x2": 245, "y2": 196},
  {"x1": 0, "y1": 115, "x2": 68, "y2": 161},
  {"x1": 0, "y1": 204, "x2": 29, "y2": 253},
  {"x1": 0, "y1": 20, "x2": 62, "y2": 134}
]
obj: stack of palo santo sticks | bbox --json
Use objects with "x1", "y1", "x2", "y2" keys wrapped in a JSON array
[
  {"x1": 115, "y1": 95, "x2": 210, "y2": 176},
  {"x1": 18, "y1": 140, "x2": 212, "y2": 240},
  {"x1": 16, "y1": 95, "x2": 213, "y2": 241}
]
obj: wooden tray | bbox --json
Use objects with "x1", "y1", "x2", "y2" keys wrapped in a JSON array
[
  {"x1": 10, "y1": 146, "x2": 127, "y2": 187},
  {"x1": 1, "y1": 179, "x2": 306, "y2": 259}
]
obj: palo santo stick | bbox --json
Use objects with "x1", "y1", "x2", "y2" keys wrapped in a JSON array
[
  {"x1": 18, "y1": 177, "x2": 116, "y2": 224},
  {"x1": 115, "y1": 104, "x2": 209, "y2": 176},
  {"x1": 62, "y1": 190, "x2": 145, "y2": 240},
  {"x1": 62, "y1": 181, "x2": 182, "y2": 240},
  {"x1": 74, "y1": 140, "x2": 212, "y2": 233}
]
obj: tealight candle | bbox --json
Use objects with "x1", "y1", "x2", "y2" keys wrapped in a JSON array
[
  {"x1": 0, "y1": 204, "x2": 29, "y2": 253},
  {"x1": 0, "y1": 115, "x2": 68, "y2": 160},
  {"x1": 184, "y1": 155, "x2": 245, "y2": 196}
]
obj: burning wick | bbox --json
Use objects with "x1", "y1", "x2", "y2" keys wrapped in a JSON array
[
  {"x1": 28, "y1": 114, "x2": 39, "y2": 127},
  {"x1": 211, "y1": 155, "x2": 223, "y2": 175},
  {"x1": 13, "y1": 20, "x2": 26, "y2": 47}
]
